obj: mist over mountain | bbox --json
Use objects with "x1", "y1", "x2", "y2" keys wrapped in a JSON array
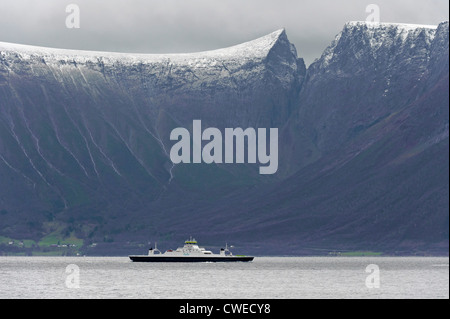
[{"x1": 0, "y1": 22, "x2": 448, "y2": 255}]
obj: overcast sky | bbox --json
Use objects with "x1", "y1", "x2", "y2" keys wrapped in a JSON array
[{"x1": 0, "y1": 0, "x2": 448, "y2": 65}]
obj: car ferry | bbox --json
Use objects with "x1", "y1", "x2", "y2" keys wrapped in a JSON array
[{"x1": 129, "y1": 238, "x2": 254, "y2": 262}]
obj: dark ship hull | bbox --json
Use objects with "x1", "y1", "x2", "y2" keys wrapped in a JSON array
[{"x1": 129, "y1": 255, "x2": 254, "y2": 262}]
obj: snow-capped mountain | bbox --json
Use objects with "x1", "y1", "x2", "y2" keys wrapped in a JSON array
[
  {"x1": 0, "y1": 22, "x2": 448, "y2": 255},
  {"x1": 0, "y1": 28, "x2": 304, "y2": 247},
  {"x1": 0, "y1": 28, "x2": 303, "y2": 129},
  {"x1": 296, "y1": 21, "x2": 445, "y2": 153},
  {"x1": 237, "y1": 21, "x2": 449, "y2": 254}
]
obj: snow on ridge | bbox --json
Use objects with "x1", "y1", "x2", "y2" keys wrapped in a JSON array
[
  {"x1": 347, "y1": 21, "x2": 438, "y2": 30},
  {"x1": 0, "y1": 29, "x2": 286, "y2": 66},
  {"x1": 316, "y1": 21, "x2": 439, "y2": 69},
  {"x1": 348, "y1": 21, "x2": 438, "y2": 47}
]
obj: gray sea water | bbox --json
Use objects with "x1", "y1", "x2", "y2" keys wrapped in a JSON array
[{"x1": 0, "y1": 256, "x2": 448, "y2": 299}]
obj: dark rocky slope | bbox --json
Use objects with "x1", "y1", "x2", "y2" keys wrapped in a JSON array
[{"x1": 0, "y1": 22, "x2": 448, "y2": 255}]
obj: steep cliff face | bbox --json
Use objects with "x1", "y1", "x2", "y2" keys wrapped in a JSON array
[
  {"x1": 293, "y1": 21, "x2": 449, "y2": 179},
  {"x1": 295, "y1": 22, "x2": 440, "y2": 153},
  {"x1": 0, "y1": 29, "x2": 305, "y2": 240}
]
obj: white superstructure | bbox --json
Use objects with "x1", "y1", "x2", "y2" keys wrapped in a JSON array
[
  {"x1": 129, "y1": 237, "x2": 253, "y2": 262},
  {"x1": 148, "y1": 237, "x2": 232, "y2": 257}
]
